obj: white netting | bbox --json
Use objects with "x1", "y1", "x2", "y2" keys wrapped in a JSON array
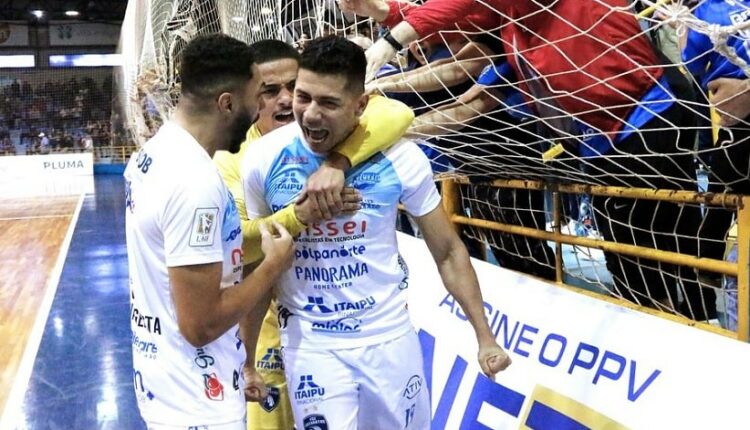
[{"x1": 119, "y1": 0, "x2": 750, "y2": 328}]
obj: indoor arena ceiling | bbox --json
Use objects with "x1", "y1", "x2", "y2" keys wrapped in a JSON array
[{"x1": 0, "y1": 0, "x2": 128, "y2": 22}]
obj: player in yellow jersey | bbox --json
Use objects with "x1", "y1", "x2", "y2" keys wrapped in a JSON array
[{"x1": 213, "y1": 39, "x2": 414, "y2": 430}]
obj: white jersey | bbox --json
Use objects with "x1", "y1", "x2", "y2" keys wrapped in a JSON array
[
  {"x1": 124, "y1": 122, "x2": 245, "y2": 426},
  {"x1": 241, "y1": 123, "x2": 440, "y2": 350}
]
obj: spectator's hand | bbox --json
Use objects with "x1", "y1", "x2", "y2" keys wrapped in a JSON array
[
  {"x1": 366, "y1": 39, "x2": 398, "y2": 83},
  {"x1": 259, "y1": 221, "x2": 294, "y2": 273},
  {"x1": 242, "y1": 364, "x2": 267, "y2": 402},
  {"x1": 708, "y1": 78, "x2": 750, "y2": 127},
  {"x1": 338, "y1": 0, "x2": 389, "y2": 20},
  {"x1": 478, "y1": 343, "x2": 511, "y2": 379},
  {"x1": 296, "y1": 187, "x2": 361, "y2": 225}
]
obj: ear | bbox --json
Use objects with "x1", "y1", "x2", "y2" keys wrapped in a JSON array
[
  {"x1": 217, "y1": 92, "x2": 233, "y2": 113},
  {"x1": 354, "y1": 92, "x2": 369, "y2": 118}
]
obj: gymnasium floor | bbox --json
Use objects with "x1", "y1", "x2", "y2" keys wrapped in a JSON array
[
  {"x1": 0, "y1": 175, "x2": 146, "y2": 429},
  {"x1": 0, "y1": 174, "x2": 615, "y2": 429}
]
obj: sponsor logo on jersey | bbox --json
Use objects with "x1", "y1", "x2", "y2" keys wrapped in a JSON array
[
  {"x1": 224, "y1": 225, "x2": 241, "y2": 242},
  {"x1": 281, "y1": 155, "x2": 309, "y2": 165},
  {"x1": 130, "y1": 304, "x2": 162, "y2": 335},
  {"x1": 190, "y1": 207, "x2": 219, "y2": 247},
  {"x1": 131, "y1": 333, "x2": 158, "y2": 359},
  {"x1": 295, "y1": 375, "x2": 325, "y2": 404},
  {"x1": 125, "y1": 179, "x2": 135, "y2": 213},
  {"x1": 203, "y1": 373, "x2": 224, "y2": 401},
  {"x1": 303, "y1": 414, "x2": 329, "y2": 430},
  {"x1": 349, "y1": 172, "x2": 380, "y2": 191},
  {"x1": 194, "y1": 348, "x2": 215, "y2": 369},
  {"x1": 257, "y1": 348, "x2": 284, "y2": 370},
  {"x1": 278, "y1": 305, "x2": 294, "y2": 329},
  {"x1": 311, "y1": 317, "x2": 362, "y2": 333},
  {"x1": 295, "y1": 244, "x2": 366, "y2": 262},
  {"x1": 272, "y1": 170, "x2": 304, "y2": 193},
  {"x1": 297, "y1": 220, "x2": 367, "y2": 243},
  {"x1": 303, "y1": 295, "x2": 375, "y2": 315},
  {"x1": 403, "y1": 375, "x2": 423, "y2": 399},
  {"x1": 294, "y1": 262, "x2": 369, "y2": 283},
  {"x1": 398, "y1": 254, "x2": 410, "y2": 290},
  {"x1": 233, "y1": 369, "x2": 241, "y2": 391},
  {"x1": 133, "y1": 369, "x2": 156, "y2": 402},
  {"x1": 262, "y1": 386, "x2": 282, "y2": 412}
]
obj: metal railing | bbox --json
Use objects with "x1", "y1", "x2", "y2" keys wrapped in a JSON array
[{"x1": 439, "y1": 177, "x2": 749, "y2": 341}]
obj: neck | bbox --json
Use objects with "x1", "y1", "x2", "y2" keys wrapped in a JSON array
[{"x1": 171, "y1": 104, "x2": 223, "y2": 158}]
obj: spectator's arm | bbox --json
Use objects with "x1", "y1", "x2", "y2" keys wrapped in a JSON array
[{"x1": 406, "y1": 84, "x2": 501, "y2": 138}]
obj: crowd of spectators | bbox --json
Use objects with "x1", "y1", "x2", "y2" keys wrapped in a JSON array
[{"x1": 0, "y1": 75, "x2": 127, "y2": 156}]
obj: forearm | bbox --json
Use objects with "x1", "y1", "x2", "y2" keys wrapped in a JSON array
[
  {"x1": 239, "y1": 288, "x2": 273, "y2": 365},
  {"x1": 406, "y1": 89, "x2": 499, "y2": 138},
  {"x1": 241, "y1": 205, "x2": 305, "y2": 264},
  {"x1": 333, "y1": 95, "x2": 414, "y2": 166},
  {"x1": 437, "y1": 247, "x2": 495, "y2": 346},
  {"x1": 176, "y1": 259, "x2": 282, "y2": 347}
]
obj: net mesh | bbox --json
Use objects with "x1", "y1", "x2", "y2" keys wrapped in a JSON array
[{"x1": 119, "y1": 0, "x2": 750, "y2": 327}]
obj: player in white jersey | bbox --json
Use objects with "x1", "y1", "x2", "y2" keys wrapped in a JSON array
[
  {"x1": 124, "y1": 34, "x2": 294, "y2": 430},
  {"x1": 241, "y1": 36, "x2": 511, "y2": 430}
]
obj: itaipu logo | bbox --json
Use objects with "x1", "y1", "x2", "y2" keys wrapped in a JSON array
[
  {"x1": 294, "y1": 375, "x2": 325, "y2": 403},
  {"x1": 303, "y1": 296, "x2": 375, "y2": 314},
  {"x1": 273, "y1": 170, "x2": 304, "y2": 193},
  {"x1": 257, "y1": 348, "x2": 284, "y2": 370}
]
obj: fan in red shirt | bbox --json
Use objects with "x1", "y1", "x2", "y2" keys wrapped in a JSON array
[{"x1": 342, "y1": 0, "x2": 714, "y2": 320}]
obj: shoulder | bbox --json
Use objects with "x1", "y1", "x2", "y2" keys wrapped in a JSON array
[{"x1": 383, "y1": 138, "x2": 428, "y2": 160}]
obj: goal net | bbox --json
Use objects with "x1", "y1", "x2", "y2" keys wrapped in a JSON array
[{"x1": 118, "y1": 0, "x2": 750, "y2": 329}]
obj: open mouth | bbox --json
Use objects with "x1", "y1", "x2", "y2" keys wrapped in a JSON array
[
  {"x1": 303, "y1": 126, "x2": 329, "y2": 144},
  {"x1": 273, "y1": 110, "x2": 294, "y2": 123}
]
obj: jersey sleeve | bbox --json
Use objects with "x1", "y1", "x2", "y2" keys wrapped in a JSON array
[
  {"x1": 393, "y1": 142, "x2": 441, "y2": 217},
  {"x1": 240, "y1": 143, "x2": 307, "y2": 264},
  {"x1": 161, "y1": 174, "x2": 225, "y2": 267},
  {"x1": 682, "y1": 27, "x2": 711, "y2": 77},
  {"x1": 333, "y1": 95, "x2": 414, "y2": 167},
  {"x1": 382, "y1": 0, "x2": 506, "y2": 38}
]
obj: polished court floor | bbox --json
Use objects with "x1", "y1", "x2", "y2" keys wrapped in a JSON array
[{"x1": 0, "y1": 175, "x2": 146, "y2": 429}]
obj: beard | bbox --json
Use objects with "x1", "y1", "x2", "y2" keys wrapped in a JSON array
[{"x1": 227, "y1": 110, "x2": 255, "y2": 154}]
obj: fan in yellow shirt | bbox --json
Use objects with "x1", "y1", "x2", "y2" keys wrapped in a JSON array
[{"x1": 213, "y1": 39, "x2": 414, "y2": 430}]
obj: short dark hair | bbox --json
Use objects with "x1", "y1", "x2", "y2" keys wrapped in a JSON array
[
  {"x1": 250, "y1": 39, "x2": 300, "y2": 65},
  {"x1": 299, "y1": 35, "x2": 366, "y2": 93},
  {"x1": 179, "y1": 33, "x2": 255, "y2": 98}
]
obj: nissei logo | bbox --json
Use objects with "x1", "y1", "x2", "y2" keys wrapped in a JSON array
[
  {"x1": 295, "y1": 375, "x2": 325, "y2": 403},
  {"x1": 311, "y1": 317, "x2": 361, "y2": 333},
  {"x1": 257, "y1": 348, "x2": 284, "y2": 370},
  {"x1": 300, "y1": 220, "x2": 367, "y2": 238},
  {"x1": 303, "y1": 296, "x2": 375, "y2": 314},
  {"x1": 403, "y1": 375, "x2": 423, "y2": 399}
]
